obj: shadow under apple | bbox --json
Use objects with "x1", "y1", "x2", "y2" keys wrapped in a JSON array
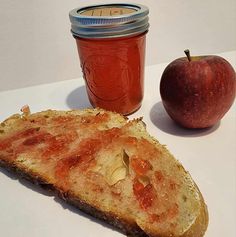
[{"x1": 150, "y1": 101, "x2": 220, "y2": 137}]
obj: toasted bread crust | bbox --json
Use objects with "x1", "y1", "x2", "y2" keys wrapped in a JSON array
[
  {"x1": 0, "y1": 108, "x2": 208, "y2": 237},
  {"x1": 181, "y1": 187, "x2": 208, "y2": 237}
]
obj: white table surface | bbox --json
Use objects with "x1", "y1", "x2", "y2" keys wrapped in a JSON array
[{"x1": 0, "y1": 51, "x2": 235, "y2": 237}]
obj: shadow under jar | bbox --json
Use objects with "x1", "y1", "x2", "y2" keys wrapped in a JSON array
[{"x1": 69, "y1": 3, "x2": 149, "y2": 115}]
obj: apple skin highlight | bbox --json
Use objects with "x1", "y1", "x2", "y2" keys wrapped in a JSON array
[{"x1": 160, "y1": 54, "x2": 236, "y2": 129}]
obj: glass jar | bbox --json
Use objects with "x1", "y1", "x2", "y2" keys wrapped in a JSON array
[{"x1": 69, "y1": 3, "x2": 149, "y2": 115}]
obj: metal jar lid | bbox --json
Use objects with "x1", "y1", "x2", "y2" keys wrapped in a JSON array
[{"x1": 69, "y1": 3, "x2": 149, "y2": 38}]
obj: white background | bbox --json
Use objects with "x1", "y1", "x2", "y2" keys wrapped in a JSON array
[{"x1": 0, "y1": 0, "x2": 236, "y2": 91}]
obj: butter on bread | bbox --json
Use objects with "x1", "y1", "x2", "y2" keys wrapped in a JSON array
[{"x1": 0, "y1": 108, "x2": 208, "y2": 237}]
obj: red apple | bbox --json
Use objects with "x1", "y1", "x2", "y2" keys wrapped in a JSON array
[{"x1": 160, "y1": 50, "x2": 236, "y2": 128}]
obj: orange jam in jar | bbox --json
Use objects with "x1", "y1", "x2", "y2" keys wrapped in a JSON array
[{"x1": 69, "y1": 3, "x2": 149, "y2": 115}]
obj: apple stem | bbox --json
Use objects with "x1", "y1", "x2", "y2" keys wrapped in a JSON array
[{"x1": 184, "y1": 49, "x2": 192, "y2": 62}]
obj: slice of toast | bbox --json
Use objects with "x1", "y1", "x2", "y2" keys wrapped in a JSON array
[{"x1": 0, "y1": 108, "x2": 208, "y2": 237}]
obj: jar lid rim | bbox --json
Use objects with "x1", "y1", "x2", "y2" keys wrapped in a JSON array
[{"x1": 69, "y1": 3, "x2": 149, "y2": 38}]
